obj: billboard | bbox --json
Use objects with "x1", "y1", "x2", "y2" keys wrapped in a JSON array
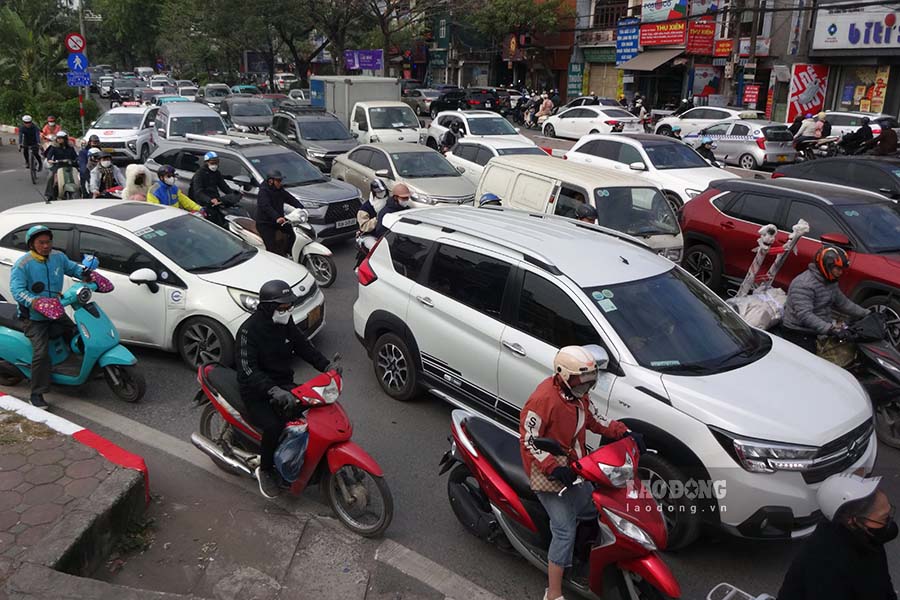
[
  {"x1": 687, "y1": 18, "x2": 716, "y2": 54},
  {"x1": 787, "y1": 63, "x2": 829, "y2": 122},
  {"x1": 640, "y1": 0, "x2": 688, "y2": 23},
  {"x1": 813, "y1": 4, "x2": 900, "y2": 50},
  {"x1": 616, "y1": 17, "x2": 641, "y2": 64},
  {"x1": 640, "y1": 21, "x2": 687, "y2": 45}
]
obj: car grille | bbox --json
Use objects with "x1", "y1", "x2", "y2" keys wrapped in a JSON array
[
  {"x1": 324, "y1": 198, "x2": 361, "y2": 223},
  {"x1": 101, "y1": 141, "x2": 126, "y2": 148},
  {"x1": 292, "y1": 282, "x2": 318, "y2": 306},
  {"x1": 803, "y1": 419, "x2": 874, "y2": 484},
  {"x1": 433, "y1": 194, "x2": 475, "y2": 205}
]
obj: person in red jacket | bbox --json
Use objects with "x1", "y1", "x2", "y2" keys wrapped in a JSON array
[{"x1": 519, "y1": 345, "x2": 628, "y2": 600}]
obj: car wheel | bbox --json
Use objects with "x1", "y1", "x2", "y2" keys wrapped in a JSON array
[
  {"x1": 683, "y1": 244, "x2": 723, "y2": 291},
  {"x1": 544, "y1": 124, "x2": 556, "y2": 138},
  {"x1": 656, "y1": 125, "x2": 672, "y2": 136},
  {"x1": 139, "y1": 145, "x2": 150, "y2": 163},
  {"x1": 738, "y1": 153, "x2": 758, "y2": 170},
  {"x1": 864, "y1": 295, "x2": 900, "y2": 352},
  {"x1": 176, "y1": 317, "x2": 234, "y2": 369},
  {"x1": 372, "y1": 332, "x2": 420, "y2": 401},
  {"x1": 663, "y1": 192, "x2": 683, "y2": 215},
  {"x1": 637, "y1": 453, "x2": 701, "y2": 550}
]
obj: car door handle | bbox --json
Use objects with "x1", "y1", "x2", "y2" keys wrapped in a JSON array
[
  {"x1": 721, "y1": 221, "x2": 735, "y2": 230},
  {"x1": 416, "y1": 296, "x2": 433, "y2": 308},
  {"x1": 502, "y1": 341, "x2": 527, "y2": 356},
  {"x1": 0, "y1": 259, "x2": 12, "y2": 267}
]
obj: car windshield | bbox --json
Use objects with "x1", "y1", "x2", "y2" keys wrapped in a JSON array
[
  {"x1": 207, "y1": 87, "x2": 230, "y2": 98},
  {"x1": 113, "y1": 79, "x2": 135, "y2": 88},
  {"x1": 643, "y1": 141, "x2": 710, "y2": 169},
  {"x1": 237, "y1": 86, "x2": 261, "y2": 94},
  {"x1": 179, "y1": 87, "x2": 197, "y2": 95},
  {"x1": 839, "y1": 203, "x2": 900, "y2": 253},
  {"x1": 298, "y1": 120, "x2": 352, "y2": 140},
  {"x1": 391, "y1": 151, "x2": 459, "y2": 178},
  {"x1": 231, "y1": 103, "x2": 272, "y2": 117},
  {"x1": 169, "y1": 116, "x2": 227, "y2": 136},
  {"x1": 421, "y1": 90, "x2": 441, "y2": 99},
  {"x1": 496, "y1": 147, "x2": 548, "y2": 156},
  {"x1": 585, "y1": 268, "x2": 770, "y2": 374},
  {"x1": 248, "y1": 152, "x2": 326, "y2": 186},
  {"x1": 467, "y1": 117, "x2": 517, "y2": 135},
  {"x1": 594, "y1": 187, "x2": 680, "y2": 236},
  {"x1": 369, "y1": 106, "x2": 419, "y2": 129},
  {"x1": 94, "y1": 113, "x2": 142, "y2": 129},
  {"x1": 137, "y1": 214, "x2": 257, "y2": 273}
]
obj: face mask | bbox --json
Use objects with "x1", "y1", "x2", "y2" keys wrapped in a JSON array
[
  {"x1": 208, "y1": 164, "x2": 219, "y2": 172},
  {"x1": 272, "y1": 309, "x2": 291, "y2": 325},
  {"x1": 101, "y1": 160, "x2": 112, "y2": 168},
  {"x1": 163, "y1": 176, "x2": 174, "y2": 186},
  {"x1": 866, "y1": 520, "x2": 899, "y2": 545}
]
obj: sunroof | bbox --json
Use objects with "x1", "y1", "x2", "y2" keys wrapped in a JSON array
[{"x1": 92, "y1": 202, "x2": 165, "y2": 221}]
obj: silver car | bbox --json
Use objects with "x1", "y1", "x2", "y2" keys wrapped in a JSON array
[
  {"x1": 685, "y1": 119, "x2": 797, "y2": 170},
  {"x1": 332, "y1": 143, "x2": 476, "y2": 209},
  {"x1": 403, "y1": 88, "x2": 442, "y2": 117}
]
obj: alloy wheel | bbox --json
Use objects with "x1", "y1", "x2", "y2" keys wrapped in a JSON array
[
  {"x1": 871, "y1": 303, "x2": 900, "y2": 349},
  {"x1": 637, "y1": 466, "x2": 678, "y2": 532},
  {"x1": 376, "y1": 343, "x2": 408, "y2": 392},
  {"x1": 684, "y1": 251, "x2": 713, "y2": 284},
  {"x1": 182, "y1": 322, "x2": 223, "y2": 367}
]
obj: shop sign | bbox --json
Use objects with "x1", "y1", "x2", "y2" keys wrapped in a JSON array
[
  {"x1": 787, "y1": 63, "x2": 829, "y2": 122},
  {"x1": 616, "y1": 17, "x2": 641, "y2": 64},
  {"x1": 739, "y1": 37, "x2": 771, "y2": 56},
  {"x1": 813, "y1": 4, "x2": 900, "y2": 51},
  {"x1": 640, "y1": 0, "x2": 687, "y2": 23},
  {"x1": 567, "y1": 62, "x2": 585, "y2": 97},
  {"x1": 502, "y1": 33, "x2": 526, "y2": 61},
  {"x1": 640, "y1": 21, "x2": 687, "y2": 45},
  {"x1": 690, "y1": 0, "x2": 718, "y2": 17},
  {"x1": 743, "y1": 84, "x2": 760, "y2": 104},
  {"x1": 430, "y1": 49, "x2": 448, "y2": 67},
  {"x1": 693, "y1": 65, "x2": 721, "y2": 96},
  {"x1": 687, "y1": 17, "x2": 715, "y2": 54},
  {"x1": 713, "y1": 39, "x2": 734, "y2": 57},
  {"x1": 838, "y1": 65, "x2": 891, "y2": 112},
  {"x1": 583, "y1": 47, "x2": 617, "y2": 63}
]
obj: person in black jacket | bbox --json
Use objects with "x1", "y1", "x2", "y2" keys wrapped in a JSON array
[
  {"x1": 778, "y1": 473, "x2": 896, "y2": 600},
  {"x1": 236, "y1": 280, "x2": 337, "y2": 498},
  {"x1": 255, "y1": 170, "x2": 304, "y2": 255},
  {"x1": 373, "y1": 182, "x2": 411, "y2": 238},
  {"x1": 189, "y1": 151, "x2": 235, "y2": 227}
]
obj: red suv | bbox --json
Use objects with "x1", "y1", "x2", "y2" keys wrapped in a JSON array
[{"x1": 680, "y1": 177, "x2": 900, "y2": 348}]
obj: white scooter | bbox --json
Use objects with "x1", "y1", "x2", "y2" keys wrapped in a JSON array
[
  {"x1": 226, "y1": 207, "x2": 337, "y2": 288},
  {"x1": 708, "y1": 583, "x2": 774, "y2": 600}
]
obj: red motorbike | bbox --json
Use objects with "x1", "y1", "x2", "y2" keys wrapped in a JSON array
[
  {"x1": 191, "y1": 362, "x2": 393, "y2": 537},
  {"x1": 440, "y1": 410, "x2": 680, "y2": 600}
]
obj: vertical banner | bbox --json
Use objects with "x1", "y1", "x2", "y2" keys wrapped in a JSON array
[
  {"x1": 616, "y1": 17, "x2": 640, "y2": 65},
  {"x1": 787, "y1": 63, "x2": 829, "y2": 122},
  {"x1": 870, "y1": 65, "x2": 891, "y2": 113},
  {"x1": 765, "y1": 71, "x2": 776, "y2": 119},
  {"x1": 567, "y1": 62, "x2": 584, "y2": 98},
  {"x1": 743, "y1": 84, "x2": 760, "y2": 106},
  {"x1": 687, "y1": 18, "x2": 716, "y2": 54}
]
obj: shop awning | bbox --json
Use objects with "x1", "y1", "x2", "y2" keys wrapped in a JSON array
[{"x1": 617, "y1": 49, "x2": 683, "y2": 71}]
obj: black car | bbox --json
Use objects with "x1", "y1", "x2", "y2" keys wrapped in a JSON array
[
  {"x1": 219, "y1": 97, "x2": 273, "y2": 132},
  {"x1": 196, "y1": 84, "x2": 232, "y2": 109},
  {"x1": 269, "y1": 107, "x2": 359, "y2": 173},
  {"x1": 773, "y1": 156, "x2": 900, "y2": 200},
  {"x1": 110, "y1": 78, "x2": 138, "y2": 102},
  {"x1": 428, "y1": 88, "x2": 499, "y2": 117}
]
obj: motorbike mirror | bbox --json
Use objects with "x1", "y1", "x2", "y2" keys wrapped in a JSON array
[
  {"x1": 233, "y1": 175, "x2": 254, "y2": 190},
  {"x1": 531, "y1": 437, "x2": 565, "y2": 456},
  {"x1": 629, "y1": 162, "x2": 647, "y2": 171},
  {"x1": 820, "y1": 232, "x2": 852, "y2": 248},
  {"x1": 374, "y1": 168, "x2": 390, "y2": 178},
  {"x1": 129, "y1": 268, "x2": 159, "y2": 294}
]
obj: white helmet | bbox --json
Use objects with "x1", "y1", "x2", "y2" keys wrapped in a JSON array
[
  {"x1": 817, "y1": 473, "x2": 880, "y2": 521},
  {"x1": 88, "y1": 147, "x2": 102, "y2": 156},
  {"x1": 22, "y1": 115, "x2": 32, "y2": 123},
  {"x1": 553, "y1": 346, "x2": 598, "y2": 398}
]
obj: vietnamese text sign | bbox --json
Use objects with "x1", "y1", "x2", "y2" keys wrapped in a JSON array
[
  {"x1": 344, "y1": 49, "x2": 384, "y2": 70},
  {"x1": 687, "y1": 18, "x2": 715, "y2": 54},
  {"x1": 787, "y1": 63, "x2": 829, "y2": 122},
  {"x1": 567, "y1": 62, "x2": 584, "y2": 97},
  {"x1": 640, "y1": 21, "x2": 687, "y2": 45},
  {"x1": 813, "y1": 3, "x2": 900, "y2": 50},
  {"x1": 616, "y1": 17, "x2": 641, "y2": 65},
  {"x1": 66, "y1": 72, "x2": 91, "y2": 87},
  {"x1": 641, "y1": 0, "x2": 688, "y2": 23},
  {"x1": 743, "y1": 83, "x2": 760, "y2": 104},
  {"x1": 713, "y1": 39, "x2": 734, "y2": 56}
]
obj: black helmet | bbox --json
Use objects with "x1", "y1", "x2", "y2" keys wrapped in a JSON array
[
  {"x1": 88, "y1": 134, "x2": 100, "y2": 145},
  {"x1": 266, "y1": 169, "x2": 284, "y2": 181},
  {"x1": 449, "y1": 121, "x2": 462, "y2": 133},
  {"x1": 98, "y1": 151, "x2": 111, "y2": 159},
  {"x1": 259, "y1": 279, "x2": 298, "y2": 306},
  {"x1": 370, "y1": 179, "x2": 388, "y2": 199},
  {"x1": 861, "y1": 117, "x2": 871, "y2": 125},
  {"x1": 575, "y1": 203, "x2": 598, "y2": 221}
]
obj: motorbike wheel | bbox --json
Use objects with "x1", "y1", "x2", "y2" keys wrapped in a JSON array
[
  {"x1": 198, "y1": 403, "x2": 244, "y2": 475},
  {"x1": 324, "y1": 465, "x2": 393, "y2": 538},
  {"x1": 103, "y1": 365, "x2": 146, "y2": 403},
  {"x1": 0, "y1": 360, "x2": 23, "y2": 386},
  {"x1": 637, "y1": 453, "x2": 701, "y2": 550},
  {"x1": 604, "y1": 567, "x2": 674, "y2": 600},
  {"x1": 303, "y1": 254, "x2": 337, "y2": 288}
]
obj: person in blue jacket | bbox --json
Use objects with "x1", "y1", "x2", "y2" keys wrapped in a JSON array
[{"x1": 10, "y1": 226, "x2": 87, "y2": 409}]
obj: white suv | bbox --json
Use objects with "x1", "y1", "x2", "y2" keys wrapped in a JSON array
[
  {"x1": 353, "y1": 206, "x2": 876, "y2": 549},
  {"x1": 426, "y1": 110, "x2": 533, "y2": 149}
]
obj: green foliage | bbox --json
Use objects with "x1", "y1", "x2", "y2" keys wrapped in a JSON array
[
  {"x1": 470, "y1": 0, "x2": 567, "y2": 39},
  {"x1": 0, "y1": 4, "x2": 70, "y2": 96},
  {"x1": 0, "y1": 89, "x2": 97, "y2": 136}
]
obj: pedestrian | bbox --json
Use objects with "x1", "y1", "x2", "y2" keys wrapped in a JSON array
[{"x1": 255, "y1": 169, "x2": 304, "y2": 255}]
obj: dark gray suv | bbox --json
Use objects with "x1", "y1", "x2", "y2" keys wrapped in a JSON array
[{"x1": 269, "y1": 107, "x2": 359, "y2": 173}]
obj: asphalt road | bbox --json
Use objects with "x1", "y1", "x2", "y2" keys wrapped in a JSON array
[{"x1": 0, "y1": 140, "x2": 898, "y2": 600}]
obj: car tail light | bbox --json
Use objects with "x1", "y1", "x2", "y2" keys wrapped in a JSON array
[
  {"x1": 756, "y1": 137, "x2": 766, "y2": 150},
  {"x1": 468, "y1": 99, "x2": 481, "y2": 105},
  {"x1": 357, "y1": 238, "x2": 382, "y2": 286},
  {"x1": 605, "y1": 120, "x2": 619, "y2": 126},
  {"x1": 771, "y1": 172, "x2": 785, "y2": 178},
  {"x1": 872, "y1": 124, "x2": 883, "y2": 136}
]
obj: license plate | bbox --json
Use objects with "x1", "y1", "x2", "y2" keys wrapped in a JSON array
[
  {"x1": 101, "y1": 147, "x2": 116, "y2": 153},
  {"x1": 336, "y1": 218, "x2": 356, "y2": 228},
  {"x1": 485, "y1": 102, "x2": 492, "y2": 108},
  {"x1": 777, "y1": 155, "x2": 787, "y2": 162}
]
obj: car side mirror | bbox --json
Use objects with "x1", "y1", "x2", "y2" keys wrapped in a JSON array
[
  {"x1": 375, "y1": 168, "x2": 390, "y2": 178},
  {"x1": 351, "y1": 132, "x2": 359, "y2": 139},
  {"x1": 530, "y1": 437, "x2": 565, "y2": 456},
  {"x1": 821, "y1": 232, "x2": 852, "y2": 248},
  {"x1": 629, "y1": 162, "x2": 647, "y2": 171},
  {"x1": 456, "y1": 165, "x2": 466, "y2": 174},
  {"x1": 157, "y1": 129, "x2": 166, "y2": 139},
  {"x1": 233, "y1": 174, "x2": 254, "y2": 191},
  {"x1": 129, "y1": 268, "x2": 159, "y2": 293}
]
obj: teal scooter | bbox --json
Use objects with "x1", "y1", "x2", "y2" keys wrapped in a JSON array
[{"x1": 0, "y1": 256, "x2": 145, "y2": 402}]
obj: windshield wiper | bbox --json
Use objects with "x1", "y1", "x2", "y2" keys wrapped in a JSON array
[
  {"x1": 191, "y1": 248, "x2": 255, "y2": 273},
  {"x1": 656, "y1": 364, "x2": 714, "y2": 375},
  {"x1": 291, "y1": 178, "x2": 328, "y2": 186}
]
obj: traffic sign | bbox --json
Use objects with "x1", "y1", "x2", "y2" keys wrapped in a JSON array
[
  {"x1": 66, "y1": 72, "x2": 92, "y2": 87},
  {"x1": 65, "y1": 32, "x2": 86, "y2": 53},
  {"x1": 67, "y1": 53, "x2": 88, "y2": 72}
]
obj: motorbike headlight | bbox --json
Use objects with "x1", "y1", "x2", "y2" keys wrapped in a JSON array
[
  {"x1": 602, "y1": 508, "x2": 656, "y2": 551},
  {"x1": 228, "y1": 287, "x2": 259, "y2": 312},
  {"x1": 711, "y1": 427, "x2": 818, "y2": 473},
  {"x1": 598, "y1": 453, "x2": 634, "y2": 488},
  {"x1": 311, "y1": 378, "x2": 341, "y2": 404},
  {"x1": 411, "y1": 192, "x2": 435, "y2": 205},
  {"x1": 684, "y1": 189, "x2": 702, "y2": 199},
  {"x1": 659, "y1": 248, "x2": 683, "y2": 262}
]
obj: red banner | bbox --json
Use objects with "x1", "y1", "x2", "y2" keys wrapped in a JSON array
[
  {"x1": 686, "y1": 18, "x2": 715, "y2": 54},
  {"x1": 639, "y1": 22, "x2": 687, "y2": 46},
  {"x1": 787, "y1": 63, "x2": 829, "y2": 123},
  {"x1": 742, "y1": 84, "x2": 760, "y2": 105},
  {"x1": 713, "y1": 39, "x2": 733, "y2": 57},
  {"x1": 765, "y1": 87, "x2": 774, "y2": 119}
]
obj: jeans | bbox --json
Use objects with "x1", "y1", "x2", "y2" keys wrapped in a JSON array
[
  {"x1": 536, "y1": 483, "x2": 597, "y2": 568},
  {"x1": 22, "y1": 315, "x2": 77, "y2": 395}
]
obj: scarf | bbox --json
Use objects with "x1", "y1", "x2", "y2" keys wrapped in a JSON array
[{"x1": 29, "y1": 251, "x2": 47, "y2": 263}]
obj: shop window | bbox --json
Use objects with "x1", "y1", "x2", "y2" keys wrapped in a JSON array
[{"x1": 593, "y1": 1, "x2": 628, "y2": 29}]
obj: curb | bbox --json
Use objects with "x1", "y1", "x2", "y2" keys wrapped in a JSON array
[{"x1": 539, "y1": 146, "x2": 567, "y2": 158}]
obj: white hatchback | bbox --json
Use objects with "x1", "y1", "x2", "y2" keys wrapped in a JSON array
[
  {"x1": 0, "y1": 201, "x2": 325, "y2": 369},
  {"x1": 542, "y1": 105, "x2": 641, "y2": 139}
]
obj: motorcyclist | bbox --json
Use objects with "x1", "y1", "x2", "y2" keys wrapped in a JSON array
[
  {"x1": 255, "y1": 169, "x2": 304, "y2": 255},
  {"x1": 478, "y1": 192, "x2": 501, "y2": 207},
  {"x1": 373, "y1": 182, "x2": 411, "y2": 238},
  {"x1": 670, "y1": 125, "x2": 682, "y2": 140},
  {"x1": 781, "y1": 245, "x2": 869, "y2": 355},
  {"x1": 868, "y1": 124, "x2": 898, "y2": 156},
  {"x1": 89, "y1": 152, "x2": 126, "y2": 198},
  {"x1": 778, "y1": 473, "x2": 896, "y2": 600},
  {"x1": 147, "y1": 165, "x2": 201, "y2": 211},
  {"x1": 536, "y1": 93, "x2": 554, "y2": 125},
  {"x1": 439, "y1": 122, "x2": 462, "y2": 152},
  {"x1": 124, "y1": 164, "x2": 152, "y2": 201},
  {"x1": 236, "y1": 279, "x2": 335, "y2": 498},
  {"x1": 189, "y1": 151, "x2": 235, "y2": 227},
  {"x1": 575, "y1": 203, "x2": 597, "y2": 224},
  {"x1": 840, "y1": 117, "x2": 874, "y2": 153},
  {"x1": 696, "y1": 136, "x2": 718, "y2": 165},
  {"x1": 788, "y1": 114, "x2": 804, "y2": 136},
  {"x1": 78, "y1": 134, "x2": 102, "y2": 178},
  {"x1": 673, "y1": 97, "x2": 693, "y2": 116},
  {"x1": 357, "y1": 179, "x2": 389, "y2": 253},
  {"x1": 519, "y1": 346, "x2": 628, "y2": 600},
  {"x1": 40, "y1": 116, "x2": 60, "y2": 150},
  {"x1": 9, "y1": 226, "x2": 88, "y2": 409},
  {"x1": 80, "y1": 146, "x2": 101, "y2": 197},
  {"x1": 17, "y1": 115, "x2": 41, "y2": 170},
  {"x1": 817, "y1": 112, "x2": 832, "y2": 138},
  {"x1": 44, "y1": 131, "x2": 78, "y2": 201},
  {"x1": 794, "y1": 113, "x2": 818, "y2": 147}
]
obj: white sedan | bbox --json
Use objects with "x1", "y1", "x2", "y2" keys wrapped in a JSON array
[
  {"x1": 0, "y1": 201, "x2": 325, "y2": 369},
  {"x1": 541, "y1": 106, "x2": 641, "y2": 139},
  {"x1": 444, "y1": 138, "x2": 548, "y2": 186}
]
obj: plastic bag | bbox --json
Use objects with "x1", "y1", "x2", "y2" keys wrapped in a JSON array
[
  {"x1": 274, "y1": 418, "x2": 309, "y2": 483},
  {"x1": 726, "y1": 287, "x2": 787, "y2": 330}
]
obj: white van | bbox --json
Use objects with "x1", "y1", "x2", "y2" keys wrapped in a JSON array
[
  {"x1": 476, "y1": 155, "x2": 683, "y2": 261},
  {"x1": 134, "y1": 67, "x2": 155, "y2": 80},
  {"x1": 349, "y1": 101, "x2": 426, "y2": 145}
]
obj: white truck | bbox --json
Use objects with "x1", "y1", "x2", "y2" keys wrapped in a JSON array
[{"x1": 310, "y1": 76, "x2": 425, "y2": 145}]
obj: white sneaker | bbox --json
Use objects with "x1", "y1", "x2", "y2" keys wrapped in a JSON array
[{"x1": 542, "y1": 589, "x2": 564, "y2": 600}]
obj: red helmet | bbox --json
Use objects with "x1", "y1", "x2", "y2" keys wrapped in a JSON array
[{"x1": 815, "y1": 245, "x2": 850, "y2": 281}]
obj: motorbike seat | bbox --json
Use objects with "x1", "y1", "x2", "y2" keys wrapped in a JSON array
[
  {"x1": 207, "y1": 366, "x2": 250, "y2": 416},
  {"x1": 465, "y1": 416, "x2": 536, "y2": 500},
  {"x1": 232, "y1": 216, "x2": 258, "y2": 236},
  {"x1": 0, "y1": 303, "x2": 25, "y2": 332}
]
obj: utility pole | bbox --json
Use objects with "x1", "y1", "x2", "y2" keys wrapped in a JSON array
[
  {"x1": 78, "y1": 1, "x2": 87, "y2": 135},
  {"x1": 726, "y1": 0, "x2": 743, "y2": 103},
  {"x1": 746, "y1": 0, "x2": 762, "y2": 104}
]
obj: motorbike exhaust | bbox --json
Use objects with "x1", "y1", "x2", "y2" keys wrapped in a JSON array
[
  {"x1": 190, "y1": 432, "x2": 254, "y2": 476},
  {"x1": 448, "y1": 479, "x2": 498, "y2": 540}
]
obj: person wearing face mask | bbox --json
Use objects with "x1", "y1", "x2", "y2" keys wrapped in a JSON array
[
  {"x1": 189, "y1": 151, "x2": 235, "y2": 226},
  {"x1": 373, "y1": 182, "x2": 411, "y2": 238},
  {"x1": 89, "y1": 152, "x2": 126, "y2": 198},
  {"x1": 123, "y1": 164, "x2": 152, "y2": 201},
  {"x1": 44, "y1": 132, "x2": 79, "y2": 201},
  {"x1": 255, "y1": 169, "x2": 304, "y2": 255},
  {"x1": 236, "y1": 280, "x2": 337, "y2": 499},
  {"x1": 147, "y1": 165, "x2": 201, "y2": 211},
  {"x1": 357, "y1": 179, "x2": 389, "y2": 252},
  {"x1": 778, "y1": 473, "x2": 897, "y2": 600},
  {"x1": 81, "y1": 148, "x2": 102, "y2": 197},
  {"x1": 78, "y1": 135, "x2": 101, "y2": 179}
]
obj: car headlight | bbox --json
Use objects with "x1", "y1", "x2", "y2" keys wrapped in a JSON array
[
  {"x1": 659, "y1": 247, "x2": 683, "y2": 262},
  {"x1": 603, "y1": 508, "x2": 656, "y2": 551},
  {"x1": 711, "y1": 427, "x2": 818, "y2": 473},
  {"x1": 228, "y1": 287, "x2": 259, "y2": 312},
  {"x1": 685, "y1": 188, "x2": 702, "y2": 199},
  {"x1": 598, "y1": 453, "x2": 634, "y2": 488},
  {"x1": 418, "y1": 133, "x2": 427, "y2": 144},
  {"x1": 308, "y1": 150, "x2": 327, "y2": 158},
  {"x1": 126, "y1": 140, "x2": 136, "y2": 152},
  {"x1": 411, "y1": 192, "x2": 435, "y2": 205},
  {"x1": 300, "y1": 199, "x2": 322, "y2": 209},
  {"x1": 369, "y1": 134, "x2": 380, "y2": 143}
]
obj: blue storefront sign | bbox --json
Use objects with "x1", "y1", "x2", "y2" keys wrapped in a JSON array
[
  {"x1": 616, "y1": 17, "x2": 640, "y2": 65},
  {"x1": 344, "y1": 49, "x2": 384, "y2": 71}
]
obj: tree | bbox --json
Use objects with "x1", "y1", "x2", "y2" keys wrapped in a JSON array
[
  {"x1": 0, "y1": 2, "x2": 70, "y2": 95},
  {"x1": 364, "y1": 0, "x2": 444, "y2": 66},
  {"x1": 469, "y1": 0, "x2": 566, "y2": 39},
  {"x1": 90, "y1": 0, "x2": 161, "y2": 68},
  {"x1": 306, "y1": 0, "x2": 370, "y2": 74}
]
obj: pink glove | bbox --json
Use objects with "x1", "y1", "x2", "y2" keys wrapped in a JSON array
[
  {"x1": 32, "y1": 297, "x2": 65, "y2": 320},
  {"x1": 90, "y1": 271, "x2": 114, "y2": 293}
]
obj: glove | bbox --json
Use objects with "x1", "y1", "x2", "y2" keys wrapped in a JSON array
[
  {"x1": 267, "y1": 386, "x2": 295, "y2": 410},
  {"x1": 88, "y1": 270, "x2": 114, "y2": 293},
  {"x1": 605, "y1": 420, "x2": 628, "y2": 440},
  {"x1": 32, "y1": 297, "x2": 65, "y2": 320},
  {"x1": 833, "y1": 327, "x2": 851, "y2": 341},
  {"x1": 627, "y1": 431, "x2": 647, "y2": 454},
  {"x1": 550, "y1": 466, "x2": 578, "y2": 487}
]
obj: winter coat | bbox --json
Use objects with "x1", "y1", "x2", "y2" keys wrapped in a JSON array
[
  {"x1": 123, "y1": 164, "x2": 152, "y2": 201},
  {"x1": 782, "y1": 264, "x2": 868, "y2": 334},
  {"x1": 89, "y1": 164, "x2": 126, "y2": 195},
  {"x1": 147, "y1": 181, "x2": 201, "y2": 212},
  {"x1": 357, "y1": 197, "x2": 382, "y2": 234},
  {"x1": 10, "y1": 251, "x2": 85, "y2": 320},
  {"x1": 255, "y1": 182, "x2": 303, "y2": 225},
  {"x1": 188, "y1": 165, "x2": 232, "y2": 208},
  {"x1": 374, "y1": 201, "x2": 407, "y2": 237},
  {"x1": 796, "y1": 118, "x2": 818, "y2": 138},
  {"x1": 18, "y1": 125, "x2": 40, "y2": 147}
]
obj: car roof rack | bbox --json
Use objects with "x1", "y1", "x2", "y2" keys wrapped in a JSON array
[
  {"x1": 279, "y1": 103, "x2": 325, "y2": 115},
  {"x1": 184, "y1": 132, "x2": 271, "y2": 147}
]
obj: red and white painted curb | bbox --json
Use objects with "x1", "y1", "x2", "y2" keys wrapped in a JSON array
[
  {"x1": 539, "y1": 146, "x2": 568, "y2": 158},
  {"x1": 1, "y1": 125, "x2": 18, "y2": 146},
  {"x1": 0, "y1": 393, "x2": 150, "y2": 501}
]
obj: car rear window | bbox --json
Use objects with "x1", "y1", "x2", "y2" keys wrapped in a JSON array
[
  {"x1": 386, "y1": 232, "x2": 432, "y2": 280},
  {"x1": 763, "y1": 126, "x2": 793, "y2": 142}
]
